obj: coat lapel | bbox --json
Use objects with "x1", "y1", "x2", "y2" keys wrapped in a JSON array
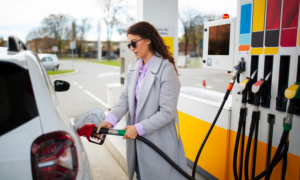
[
  {"x1": 127, "y1": 58, "x2": 141, "y2": 123},
  {"x1": 136, "y1": 55, "x2": 163, "y2": 121}
]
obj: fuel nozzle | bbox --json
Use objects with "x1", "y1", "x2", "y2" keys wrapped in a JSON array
[
  {"x1": 232, "y1": 58, "x2": 246, "y2": 84},
  {"x1": 283, "y1": 82, "x2": 300, "y2": 131},
  {"x1": 239, "y1": 70, "x2": 258, "y2": 92},
  {"x1": 239, "y1": 70, "x2": 258, "y2": 104},
  {"x1": 251, "y1": 72, "x2": 272, "y2": 107}
]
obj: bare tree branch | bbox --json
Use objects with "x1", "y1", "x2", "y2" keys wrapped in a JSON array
[
  {"x1": 98, "y1": 0, "x2": 131, "y2": 60},
  {"x1": 41, "y1": 14, "x2": 70, "y2": 57}
]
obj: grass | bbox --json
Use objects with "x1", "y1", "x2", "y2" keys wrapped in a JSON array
[
  {"x1": 59, "y1": 57, "x2": 98, "y2": 60},
  {"x1": 47, "y1": 70, "x2": 75, "y2": 75},
  {"x1": 90, "y1": 60, "x2": 120, "y2": 67}
]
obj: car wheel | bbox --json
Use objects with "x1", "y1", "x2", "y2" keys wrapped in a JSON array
[{"x1": 53, "y1": 66, "x2": 58, "y2": 71}]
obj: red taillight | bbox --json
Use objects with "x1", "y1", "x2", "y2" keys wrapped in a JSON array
[{"x1": 31, "y1": 131, "x2": 78, "y2": 180}]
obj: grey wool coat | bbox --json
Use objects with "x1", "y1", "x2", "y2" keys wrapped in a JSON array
[{"x1": 110, "y1": 54, "x2": 187, "y2": 180}]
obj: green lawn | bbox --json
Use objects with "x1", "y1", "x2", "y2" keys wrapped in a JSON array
[
  {"x1": 58, "y1": 57, "x2": 98, "y2": 61},
  {"x1": 47, "y1": 70, "x2": 75, "y2": 75},
  {"x1": 90, "y1": 60, "x2": 120, "y2": 67}
]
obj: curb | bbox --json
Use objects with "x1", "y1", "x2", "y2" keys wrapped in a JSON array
[{"x1": 49, "y1": 69, "x2": 78, "y2": 78}]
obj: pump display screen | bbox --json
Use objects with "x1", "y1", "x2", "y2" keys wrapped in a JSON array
[{"x1": 208, "y1": 24, "x2": 230, "y2": 55}]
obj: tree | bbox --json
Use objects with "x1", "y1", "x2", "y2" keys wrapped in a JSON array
[
  {"x1": 41, "y1": 14, "x2": 70, "y2": 57},
  {"x1": 0, "y1": 37, "x2": 5, "y2": 47},
  {"x1": 26, "y1": 28, "x2": 46, "y2": 52},
  {"x1": 179, "y1": 9, "x2": 223, "y2": 56},
  {"x1": 99, "y1": 0, "x2": 132, "y2": 60},
  {"x1": 179, "y1": 8, "x2": 203, "y2": 56},
  {"x1": 77, "y1": 18, "x2": 92, "y2": 57}
]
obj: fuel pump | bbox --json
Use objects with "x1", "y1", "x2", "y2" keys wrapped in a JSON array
[
  {"x1": 263, "y1": 82, "x2": 300, "y2": 180},
  {"x1": 233, "y1": 70, "x2": 257, "y2": 180},
  {"x1": 244, "y1": 72, "x2": 272, "y2": 180}
]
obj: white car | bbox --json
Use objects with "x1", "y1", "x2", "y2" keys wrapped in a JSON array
[
  {"x1": 38, "y1": 53, "x2": 60, "y2": 71},
  {"x1": 0, "y1": 36, "x2": 93, "y2": 180}
]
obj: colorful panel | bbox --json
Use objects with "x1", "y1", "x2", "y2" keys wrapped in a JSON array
[
  {"x1": 251, "y1": 0, "x2": 266, "y2": 48},
  {"x1": 264, "y1": 47, "x2": 279, "y2": 54},
  {"x1": 239, "y1": 45, "x2": 251, "y2": 51},
  {"x1": 239, "y1": 3, "x2": 252, "y2": 51},
  {"x1": 252, "y1": 0, "x2": 266, "y2": 31},
  {"x1": 280, "y1": 0, "x2": 300, "y2": 47},
  {"x1": 239, "y1": 34, "x2": 251, "y2": 44},
  {"x1": 240, "y1": 4, "x2": 252, "y2": 34},
  {"x1": 265, "y1": 0, "x2": 282, "y2": 47},
  {"x1": 251, "y1": 48, "x2": 263, "y2": 54}
]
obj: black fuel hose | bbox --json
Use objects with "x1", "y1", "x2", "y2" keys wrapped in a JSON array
[
  {"x1": 95, "y1": 128, "x2": 196, "y2": 180},
  {"x1": 265, "y1": 130, "x2": 289, "y2": 180},
  {"x1": 253, "y1": 141, "x2": 289, "y2": 180},
  {"x1": 192, "y1": 89, "x2": 231, "y2": 178},
  {"x1": 244, "y1": 110, "x2": 260, "y2": 180},
  {"x1": 239, "y1": 121, "x2": 246, "y2": 180},
  {"x1": 136, "y1": 136, "x2": 195, "y2": 180},
  {"x1": 233, "y1": 108, "x2": 247, "y2": 180},
  {"x1": 252, "y1": 141, "x2": 289, "y2": 180},
  {"x1": 281, "y1": 143, "x2": 288, "y2": 180},
  {"x1": 252, "y1": 115, "x2": 259, "y2": 179}
]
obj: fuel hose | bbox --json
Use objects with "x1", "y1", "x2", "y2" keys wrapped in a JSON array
[
  {"x1": 233, "y1": 107, "x2": 247, "y2": 180},
  {"x1": 252, "y1": 141, "x2": 289, "y2": 180},
  {"x1": 244, "y1": 110, "x2": 260, "y2": 180},
  {"x1": 93, "y1": 128, "x2": 196, "y2": 180},
  {"x1": 264, "y1": 127, "x2": 290, "y2": 180},
  {"x1": 191, "y1": 63, "x2": 244, "y2": 178},
  {"x1": 192, "y1": 88, "x2": 231, "y2": 178}
]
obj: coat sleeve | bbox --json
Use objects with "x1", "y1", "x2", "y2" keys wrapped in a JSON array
[
  {"x1": 140, "y1": 61, "x2": 180, "y2": 135},
  {"x1": 108, "y1": 63, "x2": 132, "y2": 122}
]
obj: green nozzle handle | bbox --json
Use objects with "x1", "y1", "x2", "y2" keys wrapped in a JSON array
[{"x1": 93, "y1": 127, "x2": 126, "y2": 136}]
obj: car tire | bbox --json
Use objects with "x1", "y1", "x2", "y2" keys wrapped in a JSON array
[{"x1": 53, "y1": 66, "x2": 58, "y2": 71}]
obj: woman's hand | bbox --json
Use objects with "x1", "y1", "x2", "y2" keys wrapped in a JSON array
[
  {"x1": 123, "y1": 125, "x2": 138, "y2": 140},
  {"x1": 93, "y1": 121, "x2": 113, "y2": 140}
]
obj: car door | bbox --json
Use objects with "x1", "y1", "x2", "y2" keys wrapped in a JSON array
[
  {"x1": 0, "y1": 60, "x2": 43, "y2": 179},
  {"x1": 40, "y1": 56, "x2": 48, "y2": 70},
  {"x1": 47, "y1": 56, "x2": 54, "y2": 70}
]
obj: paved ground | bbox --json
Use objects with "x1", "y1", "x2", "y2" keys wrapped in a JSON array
[
  {"x1": 178, "y1": 68, "x2": 233, "y2": 93},
  {"x1": 50, "y1": 59, "x2": 233, "y2": 180}
]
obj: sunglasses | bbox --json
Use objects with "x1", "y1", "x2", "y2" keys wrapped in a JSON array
[{"x1": 127, "y1": 38, "x2": 144, "y2": 49}]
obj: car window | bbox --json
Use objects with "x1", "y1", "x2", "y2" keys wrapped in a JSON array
[
  {"x1": 0, "y1": 61, "x2": 39, "y2": 136},
  {"x1": 41, "y1": 57, "x2": 46, "y2": 62},
  {"x1": 47, "y1": 57, "x2": 53, "y2": 62}
]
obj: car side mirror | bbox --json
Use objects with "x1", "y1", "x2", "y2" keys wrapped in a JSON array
[{"x1": 54, "y1": 80, "x2": 70, "y2": 92}]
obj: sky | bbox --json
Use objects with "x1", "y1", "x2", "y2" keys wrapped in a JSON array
[{"x1": 0, "y1": 0, "x2": 237, "y2": 43}]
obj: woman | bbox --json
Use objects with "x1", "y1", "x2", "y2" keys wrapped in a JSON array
[{"x1": 95, "y1": 21, "x2": 187, "y2": 180}]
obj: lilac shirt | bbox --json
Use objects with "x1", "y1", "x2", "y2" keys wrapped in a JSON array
[{"x1": 105, "y1": 57, "x2": 153, "y2": 136}]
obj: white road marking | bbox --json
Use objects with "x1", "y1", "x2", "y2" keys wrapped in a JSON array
[
  {"x1": 194, "y1": 84, "x2": 213, "y2": 89},
  {"x1": 107, "y1": 83, "x2": 121, "y2": 87},
  {"x1": 78, "y1": 86, "x2": 83, "y2": 89},
  {"x1": 97, "y1": 72, "x2": 119, "y2": 78},
  {"x1": 74, "y1": 82, "x2": 78, "y2": 85},
  {"x1": 213, "y1": 79, "x2": 224, "y2": 82},
  {"x1": 84, "y1": 90, "x2": 108, "y2": 108}
]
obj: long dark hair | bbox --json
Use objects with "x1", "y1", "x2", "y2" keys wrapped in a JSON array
[{"x1": 127, "y1": 21, "x2": 178, "y2": 75}]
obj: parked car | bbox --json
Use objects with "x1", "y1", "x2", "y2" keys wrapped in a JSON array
[
  {"x1": 102, "y1": 53, "x2": 118, "y2": 59},
  {"x1": 38, "y1": 53, "x2": 60, "y2": 71},
  {"x1": 0, "y1": 36, "x2": 93, "y2": 180}
]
